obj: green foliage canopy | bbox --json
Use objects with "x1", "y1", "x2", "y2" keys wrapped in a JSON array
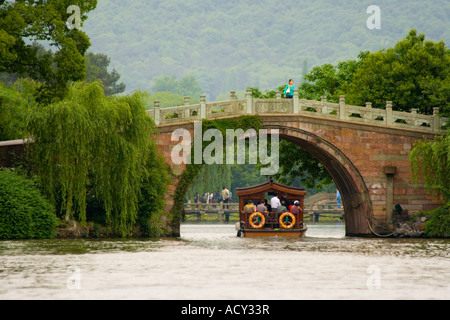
[
  {"x1": 300, "y1": 30, "x2": 450, "y2": 116},
  {"x1": 346, "y1": 30, "x2": 450, "y2": 114},
  {"x1": 0, "y1": 0, "x2": 97, "y2": 102},
  {"x1": 85, "y1": 52, "x2": 126, "y2": 96},
  {"x1": 410, "y1": 131, "x2": 450, "y2": 202},
  {"x1": 0, "y1": 82, "x2": 28, "y2": 140},
  {"x1": 27, "y1": 81, "x2": 166, "y2": 236},
  {"x1": 0, "y1": 169, "x2": 56, "y2": 239}
]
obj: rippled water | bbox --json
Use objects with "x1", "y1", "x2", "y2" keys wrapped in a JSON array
[{"x1": 0, "y1": 224, "x2": 448, "y2": 300}]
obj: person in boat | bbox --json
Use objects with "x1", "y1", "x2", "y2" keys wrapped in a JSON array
[
  {"x1": 270, "y1": 194, "x2": 281, "y2": 211},
  {"x1": 264, "y1": 199, "x2": 272, "y2": 213},
  {"x1": 244, "y1": 200, "x2": 256, "y2": 214},
  {"x1": 256, "y1": 201, "x2": 268, "y2": 214},
  {"x1": 277, "y1": 200, "x2": 288, "y2": 213},
  {"x1": 290, "y1": 200, "x2": 303, "y2": 216}
]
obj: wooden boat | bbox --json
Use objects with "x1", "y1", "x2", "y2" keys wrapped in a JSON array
[{"x1": 235, "y1": 178, "x2": 307, "y2": 238}]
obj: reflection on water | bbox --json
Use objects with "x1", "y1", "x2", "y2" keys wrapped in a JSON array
[{"x1": 0, "y1": 224, "x2": 448, "y2": 300}]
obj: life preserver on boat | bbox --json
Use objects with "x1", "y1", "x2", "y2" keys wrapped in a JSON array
[
  {"x1": 249, "y1": 212, "x2": 265, "y2": 229},
  {"x1": 279, "y1": 212, "x2": 296, "y2": 229}
]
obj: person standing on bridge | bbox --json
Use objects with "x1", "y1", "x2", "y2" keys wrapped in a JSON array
[
  {"x1": 284, "y1": 79, "x2": 294, "y2": 99},
  {"x1": 222, "y1": 187, "x2": 230, "y2": 204}
]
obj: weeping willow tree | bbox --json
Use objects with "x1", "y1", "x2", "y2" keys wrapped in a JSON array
[
  {"x1": 410, "y1": 132, "x2": 449, "y2": 237},
  {"x1": 410, "y1": 131, "x2": 450, "y2": 202},
  {"x1": 27, "y1": 81, "x2": 168, "y2": 236},
  {"x1": 187, "y1": 164, "x2": 232, "y2": 201}
]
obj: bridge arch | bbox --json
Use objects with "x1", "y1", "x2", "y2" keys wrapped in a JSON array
[{"x1": 264, "y1": 125, "x2": 373, "y2": 236}]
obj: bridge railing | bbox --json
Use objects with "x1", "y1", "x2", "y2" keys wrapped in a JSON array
[
  {"x1": 303, "y1": 203, "x2": 344, "y2": 213},
  {"x1": 182, "y1": 202, "x2": 343, "y2": 223},
  {"x1": 184, "y1": 202, "x2": 240, "y2": 213},
  {"x1": 147, "y1": 90, "x2": 447, "y2": 132}
]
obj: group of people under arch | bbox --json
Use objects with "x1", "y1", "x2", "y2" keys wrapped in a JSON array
[{"x1": 243, "y1": 193, "x2": 303, "y2": 216}]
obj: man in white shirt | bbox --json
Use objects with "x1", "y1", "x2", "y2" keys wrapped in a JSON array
[{"x1": 271, "y1": 195, "x2": 281, "y2": 210}]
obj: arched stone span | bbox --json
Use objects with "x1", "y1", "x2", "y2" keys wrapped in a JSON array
[
  {"x1": 265, "y1": 126, "x2": 372, "y2": 236},
  {"x1": 154, "y1": 111, "x2": 444, "y2": 237}
]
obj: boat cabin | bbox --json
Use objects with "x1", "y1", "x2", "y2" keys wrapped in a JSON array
[{"x1": 235, "y1": 178, "x2": 307, "y2": 237}]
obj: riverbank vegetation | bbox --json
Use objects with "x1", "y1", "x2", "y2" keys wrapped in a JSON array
[
  {"x1": 0, "y1": 1, "x2": 170, "y2": 238},
  {"x1": 0, "y1": 169, "x2": 56, "y2": 239},
  {"x1": 410, "y1": 131, "x2": 450, "y2": 238}
]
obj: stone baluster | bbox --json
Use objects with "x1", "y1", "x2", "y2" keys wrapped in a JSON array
[
  {"x1": 293, "y1": 89, "x2": 299, "y2": 113},
  {"x1": 200, "y1": 95, "x2": 207, "y2": 119},
  {"x1": 276, "y1": 91, "x2": 281, "y2": 100},
  {"x1": 339, "y1": 95, "x2": 346, "y2": 120},
  {"x1": 184, "y1": 96, "x2": 191, "y2": 119},
  {"x1": 154, "y1": 101, "x2": 161, "y2": 125},
  {"x1": 410, "y1": 108, "x2": 418, "y2": 126},
  {"x1": 321, "y1": 96, "x2": 327, "y2": 114},
  {"x1": 230, "y1": 91, "x2": 236, "y2": 100},
  {"x1": 366, "y1": 102, "x2": 373, "y2": 120},
  {"x1": 386, "y1": 101, "x2": 393, "y2": 126},
  {"x1": 433, "y1": 107, "x2": 440, "y2": 132},
  {"x1": 246, "y1": 89, "x2": 253, "y2": 114}
]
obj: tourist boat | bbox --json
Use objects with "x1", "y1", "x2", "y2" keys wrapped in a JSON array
[{"x1": 235, "y1": 178, "x2": 307, "y2": 238}]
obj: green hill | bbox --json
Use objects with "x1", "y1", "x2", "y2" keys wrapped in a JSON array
[{"x1": 83, "y1": 0, "x2": 450, "y2": 100}]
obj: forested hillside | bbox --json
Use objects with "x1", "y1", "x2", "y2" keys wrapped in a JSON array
[{"x1": 83, "y1": 0, "x2": 450, "y2": 99}]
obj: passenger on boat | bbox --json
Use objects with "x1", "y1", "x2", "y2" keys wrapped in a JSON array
[
  {"x1": 290, "y1": 200, "x2": 303, "y2": 216},
  {"x1": 270, "y1": 195, "x2": 281, "y2": 211},
  {"x1": 244, "y1": 200, "x2": 256, "y2": 213},
  {"x1": 277, "y1": 200, "x2": 288, "y2": 213},
  {"x1": 264, "y1": 199, "x2": 272, "y2": 212},
  {"x1": 256, "y1": 201, "x2": 268, "y2": 214}
]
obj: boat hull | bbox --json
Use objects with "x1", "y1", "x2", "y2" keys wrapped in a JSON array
[{"x1": 241, "y1": 228, "x2": 307, "y2": 238}]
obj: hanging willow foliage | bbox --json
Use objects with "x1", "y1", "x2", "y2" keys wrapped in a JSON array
[
  {"x1": 27, "y1": 81, "x2": 161, "y2": 236},
  {"x1": 410, "y1": 131, "x2": 450, "y2": 202}
]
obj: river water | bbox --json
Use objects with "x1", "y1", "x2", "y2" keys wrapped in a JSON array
[{"x1": 0, "y1": 223, "x2": 448, "y2": 300}]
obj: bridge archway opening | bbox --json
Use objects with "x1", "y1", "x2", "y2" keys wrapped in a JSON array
[
  {"x1": 266, "y1": 126, "x2": 372, "y2": 236},
  {"x1": 177, "y1": 124, "x2": 373, "y2": 236}
]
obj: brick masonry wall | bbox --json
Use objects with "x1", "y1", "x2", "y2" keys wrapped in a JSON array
[{"x1": 155, "y1": 116, "x2": 443, "y2": 235}]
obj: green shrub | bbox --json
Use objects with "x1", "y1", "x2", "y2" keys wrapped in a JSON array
[
  {"x1": 424, "y1": 202, "x2": 450, "y2": 238},
  {"x1": 0, "y1": 169, "x2": 56, "y2": 239}
]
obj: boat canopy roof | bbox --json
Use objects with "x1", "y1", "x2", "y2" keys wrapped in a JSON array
[{"x1": 236, "y1": 178, "x2": 306, "y2": 199}]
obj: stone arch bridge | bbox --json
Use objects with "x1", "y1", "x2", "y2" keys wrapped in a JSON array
[
  {"x1": 0, "y1": 90, "x2": 446, "y2": 237},
  {"x1": 150, "y1": 90, "x2": 447, "y2": 237}
]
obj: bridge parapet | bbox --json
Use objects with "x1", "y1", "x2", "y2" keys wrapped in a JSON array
[{"x1": 147, "y1": 90, "x2": 447, "y2": 132}]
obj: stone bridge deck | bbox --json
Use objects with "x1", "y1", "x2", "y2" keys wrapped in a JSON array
[{"x1": 147, "y1": 89, "x2": 447, "y2": 133}]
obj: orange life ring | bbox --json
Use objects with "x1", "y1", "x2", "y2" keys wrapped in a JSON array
[
  {"x1": 279, "y1": 212, "x2": 296, "y2": 229},
  {"x1": 249, "y1": 212, "x2": 265, "y2": 229}
]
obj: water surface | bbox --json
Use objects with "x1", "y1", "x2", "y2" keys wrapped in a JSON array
[{"x1": 0, "y1": 224, "x2": 448, "y2": 300}]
